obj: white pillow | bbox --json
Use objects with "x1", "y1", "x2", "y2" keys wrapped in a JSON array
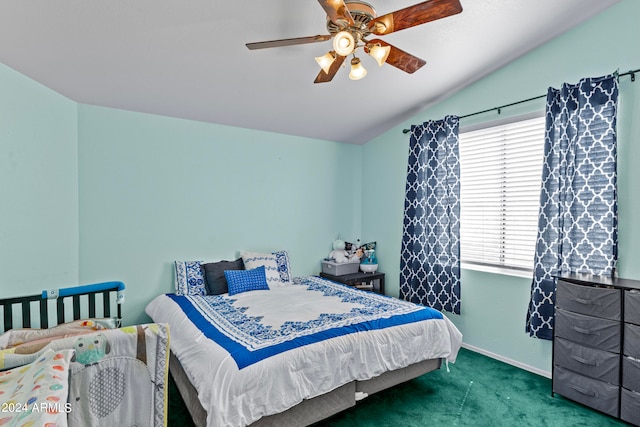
[
  {"x1": 174, "y1": 261, "x2": 206, "y2": 296},
  {"x1": 240, "y1": 250, "x2": 292, "y2": 288}
]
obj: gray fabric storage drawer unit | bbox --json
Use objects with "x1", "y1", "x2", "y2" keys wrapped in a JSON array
[
  {"x1": 554, "y1": 308, "x2": 620, "y2": 352},
  {"x1": 623, "y1": 291, "x2": 640, "y2": 426},
  {"x1": 553, "y1": 274, "x2": 640, "y2": 425},
  {"x1": 556, "y1": 279, "x2": 621, "y2": 320},
  {"x1": 553, "y1": 366, "x2": 619, "y2": 417},
  {"x1": 626, "y1": 290, "x2": 640, "y2": 326},
  {"x1": 554, "y1": 337, "x2": 619, "y2": 385},
  {"x1": 621, "y1": 387, "x2": 640, "y2": 426}
]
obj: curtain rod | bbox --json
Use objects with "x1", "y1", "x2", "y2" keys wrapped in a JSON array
[{"x1": 402, "y1": 68, "x2": 639, "y2": 134}]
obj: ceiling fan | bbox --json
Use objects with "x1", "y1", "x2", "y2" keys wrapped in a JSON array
[{"x1": 246, "y1": 0, "x2": 463, "y2": 83}]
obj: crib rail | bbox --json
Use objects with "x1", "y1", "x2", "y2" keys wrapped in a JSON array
[{"x1": 0, "y1": 281, "x2": 125, "y2": 333}]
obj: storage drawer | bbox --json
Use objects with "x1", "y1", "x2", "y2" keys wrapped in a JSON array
[
  {"x1": 553, "y1": 366, "x2": 619, "y2": 417},
  {"x1": 555, "y1": 308, "x2": 620, "y2": 353},
  {"x1": 554, "y1": 337, "x2": 619, "y2": 384},
  {"x1": 556, "y1": 280, "x2": 621, "y2": 320},
  {"x1": 623, "y1": 356, "x2": 640, "y2": 392},
  {"x1": 621, "y1": 387, "x2": 640, "y2": 426},
  {"x1": 626, "y1": 290, "x2": 640, "y2": 326},
  {"x1": 625, "y1": 323, "x2": 640, "y2": 358}
]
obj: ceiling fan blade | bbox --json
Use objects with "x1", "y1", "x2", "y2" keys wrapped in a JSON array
[
  {"x1": 246, "y1": 35, "x2": 331, "y2": 50},
  {"x1": 317, "y1": 0, "x2": 354, "y2": 27},
  {"x1": 366, "y1": 39, "x2": 426, "y2": 74},
  {"x1": 367, "y1": 0, "x2": 462, "y2": 36},
  {"x1": 314, "y1": 54, "x2": 347, "y2": 83}
]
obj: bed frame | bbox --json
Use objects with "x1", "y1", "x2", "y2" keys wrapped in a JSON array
[
  {"x1": 169, "y1": 350, "x2": 442, "y2": 426},
  {"x1": 0, "y1": 281, "x2": 125, "y2": 333}
]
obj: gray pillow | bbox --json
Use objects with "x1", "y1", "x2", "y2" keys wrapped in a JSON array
[{"x1": 202, "y1": 258, "x2": 245, "y2": 295}]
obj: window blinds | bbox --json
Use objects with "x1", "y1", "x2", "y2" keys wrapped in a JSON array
[{"x1": 459, "y1": 116, "x2": 545, "y2": 273}]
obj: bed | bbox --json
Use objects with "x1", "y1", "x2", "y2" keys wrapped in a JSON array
[
  {"x1": 146, "y1": 261, "x2": 462, "y2": 427},
  {"x1": 0, "y1": 282, "x2": 170, "y2": 427}
]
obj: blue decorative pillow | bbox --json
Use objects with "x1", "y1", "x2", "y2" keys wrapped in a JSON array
[
  {"x1": 174, "y1": 261, "x2": 206, "y2": 296},
  {"x1": 225, "y1": 266, "x2": 270, "y2": 296},
  {"x1": 240, "y1": 250, "x2": 292, "y2": 288}
]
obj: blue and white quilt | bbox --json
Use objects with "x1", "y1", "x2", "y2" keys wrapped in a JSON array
[
  {"x1": 146, "y1": 275, "x2": 462, "y2": 427},
  {"x1": 168, "y1": 276, "x2": 443, "y2": 369}
]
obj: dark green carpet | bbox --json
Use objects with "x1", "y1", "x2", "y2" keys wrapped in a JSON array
[
  {"x1": 168, "y1": 348, "x2": 628, "y2": 426},
  {"x1": 168, "y1": 374, "x2": 196, "y2": 427}
]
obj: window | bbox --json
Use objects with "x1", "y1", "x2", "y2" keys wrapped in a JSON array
[{"x1": 459, "y1": 115, "x2": 545, "y2": 276}]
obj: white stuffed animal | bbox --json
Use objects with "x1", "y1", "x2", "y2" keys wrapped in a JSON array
[{"x1": 328, "y1": 238, "x2": 349, "y2": 263}]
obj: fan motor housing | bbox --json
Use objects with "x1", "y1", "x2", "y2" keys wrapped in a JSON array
[{"x1": 326, "y1": 0, "x2": 376, "y2": 36}]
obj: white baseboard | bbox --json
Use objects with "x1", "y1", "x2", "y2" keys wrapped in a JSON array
[{"x1": 461, "y1": 342, "x2": 552, "y2": 379}]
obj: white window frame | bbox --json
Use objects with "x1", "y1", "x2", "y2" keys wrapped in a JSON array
[{"x1": 459, "y1": 112, "x2": 545, "y2": 278}]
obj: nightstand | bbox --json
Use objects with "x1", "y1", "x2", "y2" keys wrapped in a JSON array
[{"x1": 319, "y1": 271, "x2": 385, "y2": 295}]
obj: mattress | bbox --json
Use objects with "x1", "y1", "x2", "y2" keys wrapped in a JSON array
[{"x1": 146, "y1": 276, "x2": 462, "y2": 426}]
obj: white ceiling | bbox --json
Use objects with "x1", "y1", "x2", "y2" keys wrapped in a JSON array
[{"x1": 0, "y1": 0, "x2": 619, "y2": 144}]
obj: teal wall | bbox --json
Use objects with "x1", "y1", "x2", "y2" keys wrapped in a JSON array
[
  {"x1": 362, "y1": 0, "x2": 640, "y2": 374},
  {"x1": 0, "y1": 64, "x2": 79, "y2": 296},
  {"x1": 0, "y1": 66, "x2": 362, "y2": 326},
  {"x1": 77, "y1": 105, "x2": 362, "y2": 325}
]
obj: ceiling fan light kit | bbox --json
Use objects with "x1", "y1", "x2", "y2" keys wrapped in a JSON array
[{"x1": 246, "y1": 0, "x2": 463, "y2": 83}]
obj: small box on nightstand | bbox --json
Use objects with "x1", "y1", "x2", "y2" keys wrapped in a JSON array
[{"x1": 321, "y1": 260, "x2": 360, "y2": 276}]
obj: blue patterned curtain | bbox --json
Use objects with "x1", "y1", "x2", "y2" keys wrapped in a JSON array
[
  {"x1": 526, "y1": 74, "x2": 618, "y2": 340},
  {"x1": 400, "y1": 115, "x2": 461, "y2": 314}
]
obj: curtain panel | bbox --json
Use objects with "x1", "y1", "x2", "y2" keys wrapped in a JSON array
[
  {"x1": 400, "y1": 115, "x2": 461, "y2": 314},
  {"x1": 526, "y1": 74, "x2": 618, "y2": 340}
]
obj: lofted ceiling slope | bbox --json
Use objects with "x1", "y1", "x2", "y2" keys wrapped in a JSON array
[{"x1": 0, "y1": 0, "x2": 619, "y2": 144}]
